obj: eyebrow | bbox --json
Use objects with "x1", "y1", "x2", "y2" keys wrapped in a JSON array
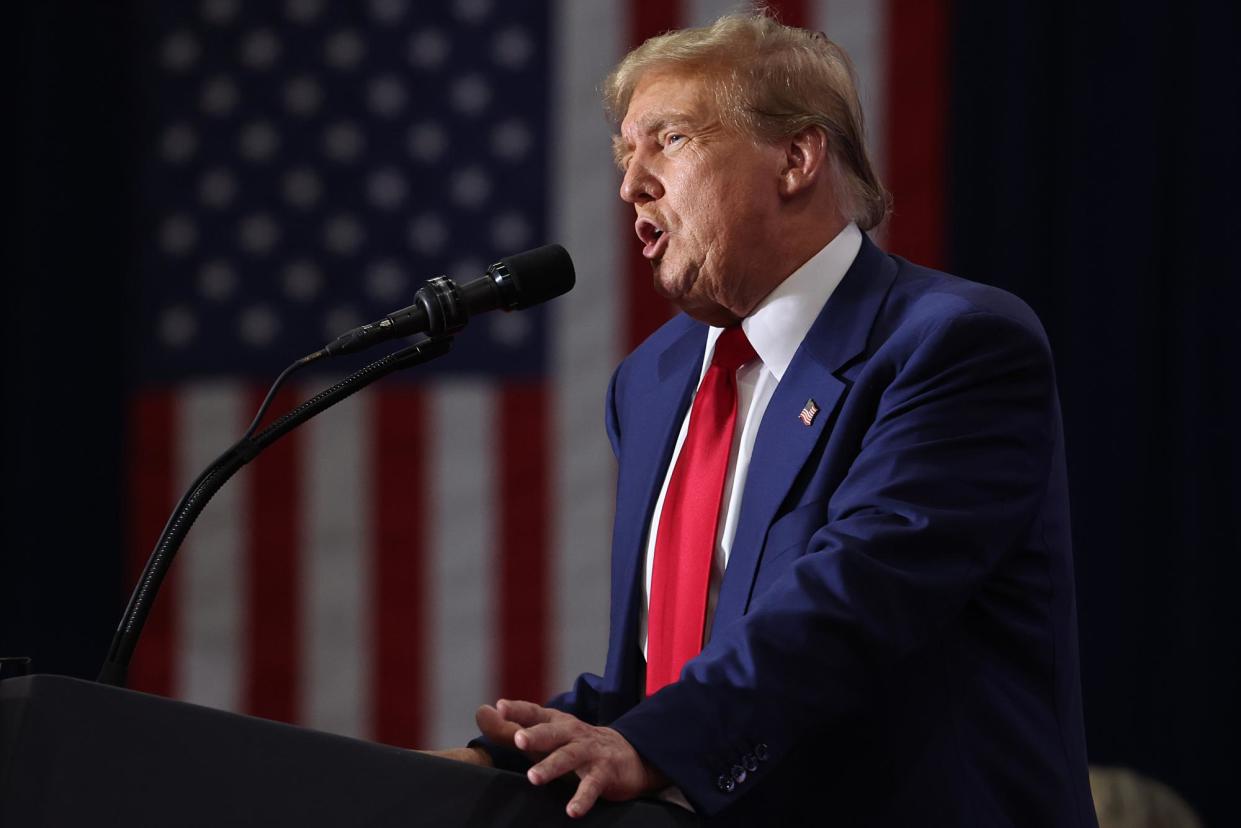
[{"x1": 611, "y1": 135, "x2": 629, "y2": 170}]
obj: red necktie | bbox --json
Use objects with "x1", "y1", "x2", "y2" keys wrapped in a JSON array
[{"x1": 646, "y1": 326, "x2": 757, "y2": 695}]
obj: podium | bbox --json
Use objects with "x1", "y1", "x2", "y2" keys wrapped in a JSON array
[{"x1": 0, "y1": 675, "x2": 697, "y2": 827}]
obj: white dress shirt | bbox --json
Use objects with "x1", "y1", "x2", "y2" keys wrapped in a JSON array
[{"x1": 640, "y1": 222, "x2": 863, "y2": 657}]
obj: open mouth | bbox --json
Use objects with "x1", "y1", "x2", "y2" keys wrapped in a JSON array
[{"x1": 635, "y1": 217, "x2": 668, "y2": 259}]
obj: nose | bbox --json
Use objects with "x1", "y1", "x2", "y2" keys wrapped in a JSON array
[{"x1": 619, "y1": 156, "x2": 662, "y2": 204}]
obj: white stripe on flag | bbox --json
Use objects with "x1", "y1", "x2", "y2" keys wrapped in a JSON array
[
  {"x1": 428, "y1": 381, "x2": 496, "y2": 746},
  {"x1": 689, "y1": 0, "x2": 746, "y2": 27},
  {"x1": 815, "y1": 0, "x2": 889, "y2": 180},
  {"x1": 550, "y1": 0, "x2": 626, "y2": 694},
  {"x1": 302, "y1": 385, "x2": 371, "y2": 738},
  {"x1": 177, "y1": 382, "x2": 245, "y2": 712}
]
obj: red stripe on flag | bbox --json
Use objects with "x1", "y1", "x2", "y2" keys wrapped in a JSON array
[
  {"x1": 623, "y1": 0, "x2": 684, "y2": 351},
  {"x1": 244, "y1": 385, "x2": 302, "y2": 723},
  {"x1": 371, "y1": 388, "x2": 428, "y2": 747},
  {"x1": 497, "y1": 383, "x2": 549, "y2": 703},
  {"x1": 126, "y1": 390, "x2": 178, "y2": 696},
  {"x1": 884, "y1": 0, "x2": 950, "y2": 269},
  {"x1": 767, "y1": 0, "x2": 810, "y2": 28},
  {"x1": 630, "y1": 0, "x2": 682, "y2": 46}
]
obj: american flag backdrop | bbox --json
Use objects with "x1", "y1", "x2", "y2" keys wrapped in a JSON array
[{"x1": 127, "y1": 0, "x2": 948, "y2": 749}]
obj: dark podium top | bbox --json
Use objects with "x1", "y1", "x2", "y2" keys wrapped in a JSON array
[{"x1": 0, "y1": 675, "x2": 697, "y2": 827}]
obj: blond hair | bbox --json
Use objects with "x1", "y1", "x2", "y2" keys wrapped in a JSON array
[{"x1": 603, "y1": 10, "x2": 890, "y2": 230}]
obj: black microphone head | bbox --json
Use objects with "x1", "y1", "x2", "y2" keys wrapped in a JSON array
[{"x1": 491, "y1": 244, "x2": 575, "y2": 310}]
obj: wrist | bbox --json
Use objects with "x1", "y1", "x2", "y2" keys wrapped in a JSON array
[
  {"x1": 467, "y1": 744, "x2": 494, "y2": 767},
  {"x1": 643, "y1": 760, "x2": 670, "y2": 792}
]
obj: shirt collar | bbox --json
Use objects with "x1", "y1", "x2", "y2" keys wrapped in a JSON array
[{"x1": 703, "y1": 222, "x2": 863, "y2": 381}]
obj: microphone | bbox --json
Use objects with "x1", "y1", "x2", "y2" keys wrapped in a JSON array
[{"x1": 325, "y1": 244, "x2": 575, "y2": 356}]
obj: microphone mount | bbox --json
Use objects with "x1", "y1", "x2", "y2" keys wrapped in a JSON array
[{"x1": 392, "y1": 275, "x2": 469, "y2": 338}]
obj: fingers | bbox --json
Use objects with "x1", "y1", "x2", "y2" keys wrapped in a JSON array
[
  {"x1": 493, "y1": 700, "x2": 579, "y2": 756},
  {"x1": 497, "y1": 698, "x2": 555, "y2": 727},
  {"x1": 474, "y1": 698, "x2": 648, "y2": 819},
  {"x1": 567, "y1": 773, "x2": 603, "y2": 819},
  {"x1": 515, "y1": 719, "x2": 576, "y2": 753},
  {"x1": 482, "y1": 699, "x2": 588, "y2": 767},
  {"x1": 521, "y1": 725, "x2": 655, "y2": 818},
  {"x1": 527, "y1": 742, "x2": 584, "y2": 785},
  {"x1": 475, "y1": 704, "x2": 521, "y2": 748}
]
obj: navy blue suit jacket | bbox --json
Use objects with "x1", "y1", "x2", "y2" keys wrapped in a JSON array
[{"x1": 502, "y1": 236, "x2": 1097, "y2": 825}]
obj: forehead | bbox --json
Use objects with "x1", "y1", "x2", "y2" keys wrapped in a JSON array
[{"x1": 619, "y1": 70, "x2": 719, "y2": 137}]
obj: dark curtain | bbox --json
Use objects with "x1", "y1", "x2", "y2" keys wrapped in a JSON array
[
  {"x1": 3, "y1": 4, "x2": 135, "y2": 676},
  {"x1": 950, "y1": 1, "x2": 1241, "y2": 823}
]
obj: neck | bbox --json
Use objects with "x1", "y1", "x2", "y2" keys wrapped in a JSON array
[{"x1": 734, "y1": 209, "x2": 849, "y2": 320}]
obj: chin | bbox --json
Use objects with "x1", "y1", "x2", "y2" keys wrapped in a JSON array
[{"x1": 651, "y1": 267, "x2": 688, "y2": 302}]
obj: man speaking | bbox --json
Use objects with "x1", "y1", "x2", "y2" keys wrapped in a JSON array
[{"x1": 435, "y1": 12, "x2": 1096, "y2": 826}]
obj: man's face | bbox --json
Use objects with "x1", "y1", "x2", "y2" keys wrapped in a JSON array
[{"x1": 616, "y1": 70, "x2": 787, "y2": 325}]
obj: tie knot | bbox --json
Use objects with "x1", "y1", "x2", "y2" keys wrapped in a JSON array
[{"x1": 711, "y1": 326, "x2": 757, "y2": 372}]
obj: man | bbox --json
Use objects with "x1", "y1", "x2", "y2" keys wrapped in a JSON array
[{"x1": 434, "y1": 13, "x2": 1096, "y2": 826}]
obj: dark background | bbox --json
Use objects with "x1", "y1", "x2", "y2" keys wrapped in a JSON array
[
  {"x1": 949, "y1": 2, "x2": 1240, "y2": 821},
  {"x1": 6, "y1": 1, "x2": 1239, "y2": 823}
]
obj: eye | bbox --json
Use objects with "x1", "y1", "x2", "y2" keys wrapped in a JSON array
[{"x1": 664, "y1": 133, "x2": 686, "y2": 147}]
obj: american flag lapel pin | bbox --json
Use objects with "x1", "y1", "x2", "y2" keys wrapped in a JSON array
[{"x1": 798, "y1": 398, "x2": 820, "y2": 427}]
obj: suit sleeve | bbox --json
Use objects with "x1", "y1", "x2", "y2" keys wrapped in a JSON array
[{"x1": 610, "y1": 309, "x2": 1060, "y2": 815}]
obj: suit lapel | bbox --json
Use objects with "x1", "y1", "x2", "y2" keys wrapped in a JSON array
[{"x1": 713, "y1": 236, "x2": 897, "y2": 625}]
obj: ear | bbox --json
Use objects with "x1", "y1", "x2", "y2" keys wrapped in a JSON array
[{"x1": 778, "y1": 125, "x2": 829, "y2": 198}]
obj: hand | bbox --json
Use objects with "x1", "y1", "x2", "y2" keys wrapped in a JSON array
[
  {"x1": 418, "y1": 702, "x2": 563, "y2": 769},
  {"x1": 493, "y1": 699, "x2": 668, "y2": 819},
  {"x1": 419, "y1": 746, "x2": 493, "y2": 767}
]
